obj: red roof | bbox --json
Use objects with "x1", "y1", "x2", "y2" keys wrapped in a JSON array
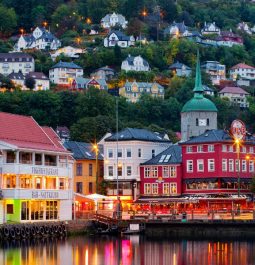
[
  {"x1": 219, "y1": 86, "x2": 250, "y2": 95},
  {"x1": 230, "y1": 63, "x2": 255, "y2": 70},
  {"x1": 0, "y1": 112, "x2": 68, "y2": 153}
]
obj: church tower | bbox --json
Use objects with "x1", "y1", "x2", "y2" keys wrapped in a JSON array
[{"x1": 181, "y1": 52, "x2": 218, "y2": 141}]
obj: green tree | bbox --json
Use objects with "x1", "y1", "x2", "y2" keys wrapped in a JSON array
[
  {"x1": 0, "y1": 4, "x2": 17, "y2": 36},
  {"x1": 25, "y1": 77, "x2": 36, "y2": 90}
]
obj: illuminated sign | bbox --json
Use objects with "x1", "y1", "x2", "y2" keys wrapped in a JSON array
[
  {"x1": 230, "y1": 120, "x2": 246, "y2": 140},
  {"x1": 32, "y1": 167, "x2": 58, "y2": 176},
  {"x1": 32, "y1": 191, "x2": 59, "y2": 199}
]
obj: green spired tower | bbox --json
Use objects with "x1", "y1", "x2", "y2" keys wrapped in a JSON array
[{"x1": 181, "y1": 51, "x2": 218, "y2": 141}]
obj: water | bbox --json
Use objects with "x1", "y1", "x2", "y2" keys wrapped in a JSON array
[{"x1": 0, "y1": 235, "x2": 255, "y2": 265}]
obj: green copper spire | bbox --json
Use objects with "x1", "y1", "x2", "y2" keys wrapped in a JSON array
[{"x1": 193, "y1": 50, "x2": 204, "y2": 98}]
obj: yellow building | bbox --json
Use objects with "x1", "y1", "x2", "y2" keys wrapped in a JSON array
[{"x1": 64, "y1": 141, "x2": 104, "y2": 211}]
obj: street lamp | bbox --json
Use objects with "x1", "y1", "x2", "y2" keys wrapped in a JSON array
[
  {"x1": 235, "y1": 139, "x2": 241, "y2": 199},
  {"x1": 93, "y1": 143, "x2": 99, "y2": 194}
]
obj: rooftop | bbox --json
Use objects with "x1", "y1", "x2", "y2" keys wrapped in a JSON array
[
  {"x1": 219, "y1": 86, "x2": 250, "y2": 95},
  {"x1": 51, "y1": 61, "x2": 82, "y2": 69},
  {"x1": 230, "y1": 63, "x2": 255, "y2": 70}
]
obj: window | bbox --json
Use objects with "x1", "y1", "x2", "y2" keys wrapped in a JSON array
[
  {"x1": 235, "y1": 159, "x2": 240, "y2": 172},
  {"x1": 6, "y1": 151, "x2": 16, "y2": 163},
  {"x1": 196, "y1": 118, "x2": 198, "y2": 126},
  {"x1": 89, "y1": 164, "x2": 93, "y2": 176},
  {"x1": 186, "y1": 146, "x2": 192, "y2": 153},
  {"x1": 164, "y1": 155, "x2": 171, "y2": 162},
  {"x1": 108, "y1": 149, "x2": 113, "y2": 158},
  {"x1": 138, "y1": 148, "x2": 142, "y2": 158},
  {"x1": 241, "y1": 146, "x2": 246, "y2": 153},
  {"x1": 208, "y1": 159, "x2": 215, "y2": 172},
  {"x1": 7, "y1": 204, "x2": 13, "y2": 214},
  {"x1": 45, "y1": 155, "x2": 57, "y2": 166},
  {"x1": 170, "y1": 183, "x2": 177, "y2": 194},
  {"x1": 163, "y1": 183, "x2": 169, "y2": 194},
  {"x1": 76, "y1": 163, "x2": 82, "y2": 176},
  {"x1": 187, "y1": 160, "x2": 193, "y2": 172},
  {"x1": 229, "y1": 159, "x2": 234, "y2": 172},
  {"x1": 207, "y1": 119, "x2": 209, "y2": 126},
  {"x1": 163, "y1": 166, "x2": 169, "y2": 178},
  {"x1": 169, "y1": 167, "x2": 176, "y2": 177},
  {"x1": 108, "y1": 166, "x2": 113, "y2": 177},
  {"x1": 76, "y1": 182, "x2": 83, "y2": 193},
  {"x1": 59, "y1": 178, "x2": 65, "y2": 190},
  {"x1": 145, "y1": 167, "x2": 150, "y2": 178},
  {"x1": 222, "y1": 159, "x2": 227, "y2": 172},
  {"x1": 152, "y1": 167, "x2": 158, "y2": 178},
  {"x1": 117, "y1": 149, "x2": 122, "y2": 158},
  {"x1": 208, "y1": 145, "x2": 214, "y2": 152},
  {"x1": 229, "y1": 145, "x2": 233, "y2": 152},
  {"x1": 152, "y1": 149, "x2": 155, "y2": 158},
  {"x1": 21, "y1": 201, "x2": 29, "y2": 221},
  {"x1": 31, "y1": 201, "x2": 44, "y2": 220},
  {"x1": 19, "y1": 152, "x2": 32, "y2": 164},
  {"x1": 152, "y1": 183, "x2": 158, "y2": 194},
  {"x1": 249, "y1": 147, "x2": 254, "y2": 153},
  {"x1": 197, "y1": 145, "x2": 203, "y2": 152},
  {"x1": 46, "y1": 201, "x2": 58, "y2": 220},
  {"x1": 222, "y1": 145, "x2": 227, "y2": 152},
  {"x1": 118, "y1": 165, "x2": 122, "y2": 176},
  {"x1": 35, "y1": 177, "x2": 42, "y2": 189},
  {"x1": 127, "y1": 166, "x2": 132, "y2": 176},
  {"x1": 35, "y1": 154, "x2": 42, "y2": 165},
  {"x1": 197, "y1": 160, "x2": 204, "y2": 172},
  {"x1": 249, "y1": 160, "x2": 254, "y2": 172},
  {"x1": 242, "y1": 160, "x2": 247, "y2": 172},
  {"x1": 144, "y1": 183, "x2": 151, "y2": 194},
  {"x1": 126, "y1": 148, "x2": 131, "y2": 158},
  {"x1": 89, "y1": 182, "x2": 93, "y2": 193}
]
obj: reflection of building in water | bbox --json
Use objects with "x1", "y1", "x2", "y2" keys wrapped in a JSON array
[{"x1": 0, "y1": 112, "x2": 73, "y2": 223}]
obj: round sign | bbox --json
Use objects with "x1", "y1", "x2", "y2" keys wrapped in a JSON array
[{"x1": 230, "y1": 120, "x2": 246, "y2": 140}]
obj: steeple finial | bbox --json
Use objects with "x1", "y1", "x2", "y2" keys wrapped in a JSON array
[{"x1": 193, "y1": 50, "x2": 204, "y2": 98}]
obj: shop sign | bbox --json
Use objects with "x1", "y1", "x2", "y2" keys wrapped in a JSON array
[
  {"x1": 230, "y1": 120, "x2": 246, "y2": 140},
  {"x1": 32, "y1": 191, "x2": 59, "y2": 199},
  {"x1": 32, "y1": 167, "x2": 58, "y2": 176},
  {"x1": 156, "y1": 177, "x2": 164, "y2": 183}
]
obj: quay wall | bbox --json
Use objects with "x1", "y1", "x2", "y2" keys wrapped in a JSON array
[{"x1": 144, "y1": 221, "x2": 255, "y2": 239}]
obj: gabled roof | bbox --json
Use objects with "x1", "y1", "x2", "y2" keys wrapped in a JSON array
[
  {"x1": 142, "y1": 145, "x2": 182, "y2": 165},
  {"x1": 124, "y1": 55, "x2": 149, "y2": 67},
  {"x1": 105, "y1": 128, "x2": 171, "y2": 143},
  {"x1": 26, "y1": 72, "x2": 49, "y2": 80},
  {"x1": 169, "y1": 61, "x2": 191, "y2": 70},
  {"x1": 8, "y1": 71, "x2": 25, "y2": 80},
  {"x1": 219, "y1": 86, "x2": 250, "y2": 95},
  {"x1": 164, "y1": 21, "x2": 188, "y2": 34},
  {"x1": 64, "y1": 141, "x2": 104, "y2": 160},
  {"x1": 0, "y1": 53, "x2": 34, "y2": 62},
  {"x1": 108, "y1": 30, "x2": 131, "y2": 41},
  {"x1": 101, "y1": 13, "x2": 127, "y2": 24},
  {"x1": 0, "y1": 112, "x2": 68, "y2": 153},
  {"x1": 75, "y1": 77, "x2": 108, "y2": 90},
  {"x1": 50, "y1": 61, "x2": 82, "y2": 69},
  {"x1": 230, "y1": 63, "x2": 255, "y2": 70}
]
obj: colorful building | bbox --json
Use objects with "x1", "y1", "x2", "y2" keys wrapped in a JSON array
[{"x1": 0, "y1": 112, "x2": 73, "y2": 223}]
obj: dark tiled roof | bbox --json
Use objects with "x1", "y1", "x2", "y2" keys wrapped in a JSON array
[
  {"x1": 142, "y1": 145, "x2": 182, "y2": 165},
  {"x1": 180, "y1": 129, "x2": 255, "y2": 144},
  {"x1": 105, "y1": 128, "x2": 171, "y2": 142},
  {"x1": 26, "y1": 72, "x2": 49, "y2": 80},
  {"x1": 64, "y1": 141, "x2": 104, "y2": 160},
  {"x1": 0, "y1": 53, "x2": 34, "y2": 62},
  {"x1": 169, "y1": 61, "x2": 191, "y2": 70},
  {"x1": 8, "y1": 71, "x2": 25, "y2": 80},
  {"x1": 51, "y1": 61, "x2": 82, "y2": 69},
  {"x1": 108, "y1": 30, "x2": 131, "y2": 41}
]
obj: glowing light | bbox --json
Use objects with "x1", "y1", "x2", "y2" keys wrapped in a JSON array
[{"x1": 86, "y1": 18, "x2": 92, "y2": 24}]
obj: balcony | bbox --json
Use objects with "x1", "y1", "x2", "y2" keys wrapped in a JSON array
[
  {"x1": 2, "y1": 163, "x2": 71, "y2": 177},
  {"x1": 2, "y1": 189, "x2": 72, "y2": 200}
]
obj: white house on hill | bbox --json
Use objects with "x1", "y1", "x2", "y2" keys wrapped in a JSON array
[
  {"x1": 104, "y1": 30, "x2": 135, "y2": 48},
  {"x1": 121, "y1": 55, "x2": 150, "y2": 72},
  {"x1": 101, "y1": 13, "x2": 128, "y2": 29}
]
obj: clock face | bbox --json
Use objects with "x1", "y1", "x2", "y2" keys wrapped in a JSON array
[{"x1": 199, "y1": 119, "x2": 207, "y2": 126}]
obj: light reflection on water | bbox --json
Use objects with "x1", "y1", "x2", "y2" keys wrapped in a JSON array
[{"x1": 0, "y1": 236, "x2": 255, "y2": 265}]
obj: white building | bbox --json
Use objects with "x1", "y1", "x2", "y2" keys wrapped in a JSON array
[
  {"x1": 8, "y1": 71, "x2": 26, "y2": 89},
  {"x1": 237, "y1": 22, "x2": 252, "y2": 35},
  {"x1": 103, "y1": 128, "x2": 171, "y2": 201},
  {"x1": 0, "y1": 53, "x2": 35, "y2": 76},
  {"x1": 168, "y1": 61, "x2": 191, "y2": 77},
  {"x1": 201, "y1": 61, "x2": 226, "y2": 85},
  {"x1": 49, "y1": 61, "x2": 83, "y2": 86},
  {"x1": 51, "y1": 46, "x2": 85, "y2": 61},
  {"x1": 101, "y1": 13, "x2": 128, "y2": 29},
  {"x1": 103, "y1": 30, "x2": 135, "y2": 48},
  {"x1": 218, "y1": 86, "x2": 250, "y2": 108},
  {"x1": 14, "y1": 27, "x2": 61, "y2": 51},
  {"x1": 26, "y1": 72, "x2": 50, "y2": 90},
  {"x1": 201, "y1": 22, "x2": 221, "y2": 35},
  {"x1": 0, "y1": 112, "x2": 73, "y2": 224},
  {"x1": 164, "y1": 21, "x2": 191, "y2": 38},
  {"x1": 229, "y1": 63, "x2": 255, "y2": 80},
  {"x1": 121, "y1": 55, "x2": 150, "y2": 72}
]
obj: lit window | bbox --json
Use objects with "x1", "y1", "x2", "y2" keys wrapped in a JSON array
[
  {"x1": 163, "y1": 183, "x2": 169, "y2": 194},
  {"x1": 208, "y1": 145, "x2": 214, "y2": 152},
  {"x1": 144, "y1": 183, "x2": 151, "y2": 194},
  {"x1": 145, "y1": 167, "x2": 150, "y2": 178},
  {"x1": 152, "y1": 183, "x2": 158, "y2": 194},
  {"x1": 249, "y1": 160, "x2": 254, "y2": 172},
  {"x1": 169, "y1": 167, "x2": 176, "y2": 177},
  {"x1": 152, "y1": 167, "x2": 158, "y2": 178},
  {"x1": 242, "y1": 160, "x2": 247, "y2": 172},
  {"x1": 170, "y1": 183, "x2": 177, "y2": 194}
]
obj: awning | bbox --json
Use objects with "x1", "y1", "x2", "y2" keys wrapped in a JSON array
[
  {"x1": 184, "y1": 178, "x2": 218, "y2": 184},
  {"x1": 221, "y1": 178, "x2": 251, "y2": 183},
  {"x1": 74, "y1": 193, "x2": 114, "y2": 201},
  {"x1": 135, "y1": 196, "x2": 199, "y2": 204}
]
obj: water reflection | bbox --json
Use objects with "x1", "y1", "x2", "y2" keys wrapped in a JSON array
[{"x1": 0, "y1": 236, "x2": 255, "y2": 265}]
